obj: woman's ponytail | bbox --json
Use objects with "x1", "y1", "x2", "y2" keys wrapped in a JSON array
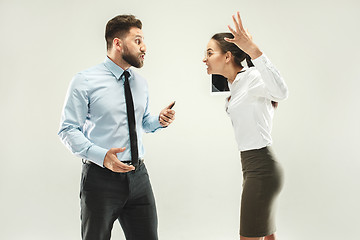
[{"x1": 245, "y1": 54, "x2": 254, "y2": 67}]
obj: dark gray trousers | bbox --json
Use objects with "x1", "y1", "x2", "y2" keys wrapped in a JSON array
[{"x1": 80, "y1": 162, "x2": 158, "y2": 240}]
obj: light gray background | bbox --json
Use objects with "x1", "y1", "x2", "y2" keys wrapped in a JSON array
[{"x1": 1, "y1": 0, "x2": 359, "y2": 239}]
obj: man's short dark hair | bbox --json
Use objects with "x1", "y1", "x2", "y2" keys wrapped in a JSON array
[{"x1": 105, "y1": 15, "x2": 142, "y2": 50}]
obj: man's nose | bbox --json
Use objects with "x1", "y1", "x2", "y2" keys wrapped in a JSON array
[{"x1": 141, "y1": 43, "x2": 146, "y2": 52}]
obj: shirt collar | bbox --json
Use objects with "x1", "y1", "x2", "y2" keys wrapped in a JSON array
[
  {"x1": 103, "y1": 56, "x2": 133, "y2": 81},
  {"x1": 231, "y1": 69, "x2": 247, "y2": 85}
]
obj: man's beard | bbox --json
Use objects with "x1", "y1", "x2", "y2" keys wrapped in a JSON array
[{"x1": 122, "y1": 45, "x2": 144, "y2": 68}]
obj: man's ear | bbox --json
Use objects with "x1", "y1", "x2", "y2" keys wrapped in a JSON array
[{"x1": 113, "y1": 38, "x2": 123, "y2": 51}]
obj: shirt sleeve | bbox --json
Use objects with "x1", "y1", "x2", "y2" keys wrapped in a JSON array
[
  {"x1": 250, "y1": 53, "x2": 289, "y2": 101},
  {"x1": 58, "y1": 73, "x2": 108, "y2": 167},
  {"x1": 142, "y1": 93, "x2": 163, "y2": 133}
]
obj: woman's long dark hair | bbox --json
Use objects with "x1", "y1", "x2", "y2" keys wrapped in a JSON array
[{"x1": 211, "y1": 33, "x2": 278, "y2": 108}]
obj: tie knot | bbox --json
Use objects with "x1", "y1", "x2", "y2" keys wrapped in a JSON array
[{"x1": 122, "y1": 71, "x2": 130, "y2": 80}]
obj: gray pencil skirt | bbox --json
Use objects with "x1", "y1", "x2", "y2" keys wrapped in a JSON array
[{"x1": 239, "y1": 147, "x2": 284, "y2": 237}]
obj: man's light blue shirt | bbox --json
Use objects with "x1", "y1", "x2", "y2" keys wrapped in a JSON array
[{"x1": 58, "y1": 57, "x2": 162, "y2": 167}]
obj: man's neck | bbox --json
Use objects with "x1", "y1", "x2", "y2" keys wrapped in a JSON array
[{"x1": 107, "y1": 53, "x2": 130, "y2": 70}]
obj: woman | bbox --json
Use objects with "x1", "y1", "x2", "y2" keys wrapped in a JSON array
[{"x1": 203, "y1": 12, "x2": 288, "y2": 240}]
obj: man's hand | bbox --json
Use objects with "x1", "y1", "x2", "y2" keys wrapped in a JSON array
[
  {"x1": 159, "y1": 101, "x2": 176, "y2": 127},
  {"x1": 103, "y1": 148, "x2": 135, "y2": 173}
]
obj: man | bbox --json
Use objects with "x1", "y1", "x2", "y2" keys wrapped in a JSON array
[{"x1": 58, "y1": 14, "x2": 175, "y2": 240}]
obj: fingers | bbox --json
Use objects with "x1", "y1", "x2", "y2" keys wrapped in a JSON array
[
  {"x1": 159, "y1": 109, "x2": 175, "y2": 127},
  {"x1": 236, "y1": 11, "x2": 245, "y2": 32},
  {"x1": 229, "y1": 12, "x2": 245, "y2": 36},
  {"x1": 226, "y1": 12, "x2": 254, "y2": 47},
  {"x1": 160, "y1": 109, "x2": 175, "y2": 120},
  {"x1": 106, "y1": 158, "x2": 135, "y2": 173},
  {"x1": 232, "y1": 14, "x2": 240, "y2": 32},
  {"x1": 104, "y1": 148, "x2": 135, "y2": 173},
  {"x1": 225, "y1": 12, "x2": 259, "y2": 57},
  {"x1": 159, "y1": 116, "x2": 173, "y2": 126},
  {"x1": 245, "y1": 28, "x2": 253, "y2": 40},
  {"x1": 225, "y1": 25, "x2": 236, "y2": 43},
  {"x1": 224, "y1": 37, "x2": 234, "y2": 43},
  {"x1": 163, "y1": 109, "x2": 175, "y2": 117},
  {"x1": 159, "y1": 116, "x2": 175, "y2": 127},
  {"x1": 160, "y1": 118, "x2": 170, "y2": 126},
  {"x1": 111, "y1": 147, "x2": 126, "y2": 153},
  {"x1": 160, "y1": 112, "x2": 172, "y2": 121},
  {"x1": 159, "y1": 119, "x2": 169, "y2": 127},
  {"x1": 159, "y1": 102, "x2": 176, "y2": 127},
  {"x1": 112, "y1": 161, "x2": 135, "y2": 173},
  {"x1": 227, "y1": 25, "x2": 236, "y2": 36}
]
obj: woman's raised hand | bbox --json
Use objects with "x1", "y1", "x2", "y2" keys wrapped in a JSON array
[{"x1": 224, "y1": 12, "x2": 262, "y2": 59}]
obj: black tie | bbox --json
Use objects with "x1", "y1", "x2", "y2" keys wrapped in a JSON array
[{"x1": 122, "y1": 71, "x2": 139, "y2": 166}]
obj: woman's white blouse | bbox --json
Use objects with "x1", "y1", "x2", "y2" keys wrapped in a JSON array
[{"x1": 225, "y1": 54, "x2": 288, "y2": 152}]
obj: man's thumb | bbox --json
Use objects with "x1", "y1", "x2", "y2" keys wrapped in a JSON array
[{"x1": 166, "y1": 101, "x2": 176, "y2": 109}]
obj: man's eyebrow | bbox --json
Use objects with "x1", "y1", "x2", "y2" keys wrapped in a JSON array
[{"x1": 134, "y1": 35, "x2": 144, "y2": 39}]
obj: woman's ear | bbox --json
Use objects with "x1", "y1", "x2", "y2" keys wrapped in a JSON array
[{"x1": 225, "y1": 51, "x2": 232, "y2": 63}]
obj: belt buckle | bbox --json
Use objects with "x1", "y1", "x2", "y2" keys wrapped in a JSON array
[
  {"x1": 122, "y1": 161, "x2": 132, "y2": 166},
  {"x1": 122, "y1": 159, "x2": 143, "y2": 171}
]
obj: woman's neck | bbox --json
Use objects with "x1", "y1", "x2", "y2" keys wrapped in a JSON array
[{"x1": 224, "y1": 65, "x2": 244, "y2": 84}]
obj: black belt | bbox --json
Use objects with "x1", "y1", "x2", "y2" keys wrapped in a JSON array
[
  {"x1": 121, "y1": 159, "x2": 144, "y2": 167},
  {"x1": 82, "y1": 159, "x2": 144, "y2": 168}
]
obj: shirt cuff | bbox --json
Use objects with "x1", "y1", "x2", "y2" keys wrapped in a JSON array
[
  {"x1": 153, "y1": 116, "x2": 164, "y2": 130},
  {"x1": 252, "y1": 53, "x2": 271, "y2": 72},
  {"x1": 86, "y1": 144, "x2": 108, "y2": 167}
]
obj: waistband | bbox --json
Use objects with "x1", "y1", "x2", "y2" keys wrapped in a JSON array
[
  {"x1": 82, "y1": 158, "x2": 144, "y2": 169},
  {"x1": 240, "y1": 146, "x2": 270, "y2": 157}
]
